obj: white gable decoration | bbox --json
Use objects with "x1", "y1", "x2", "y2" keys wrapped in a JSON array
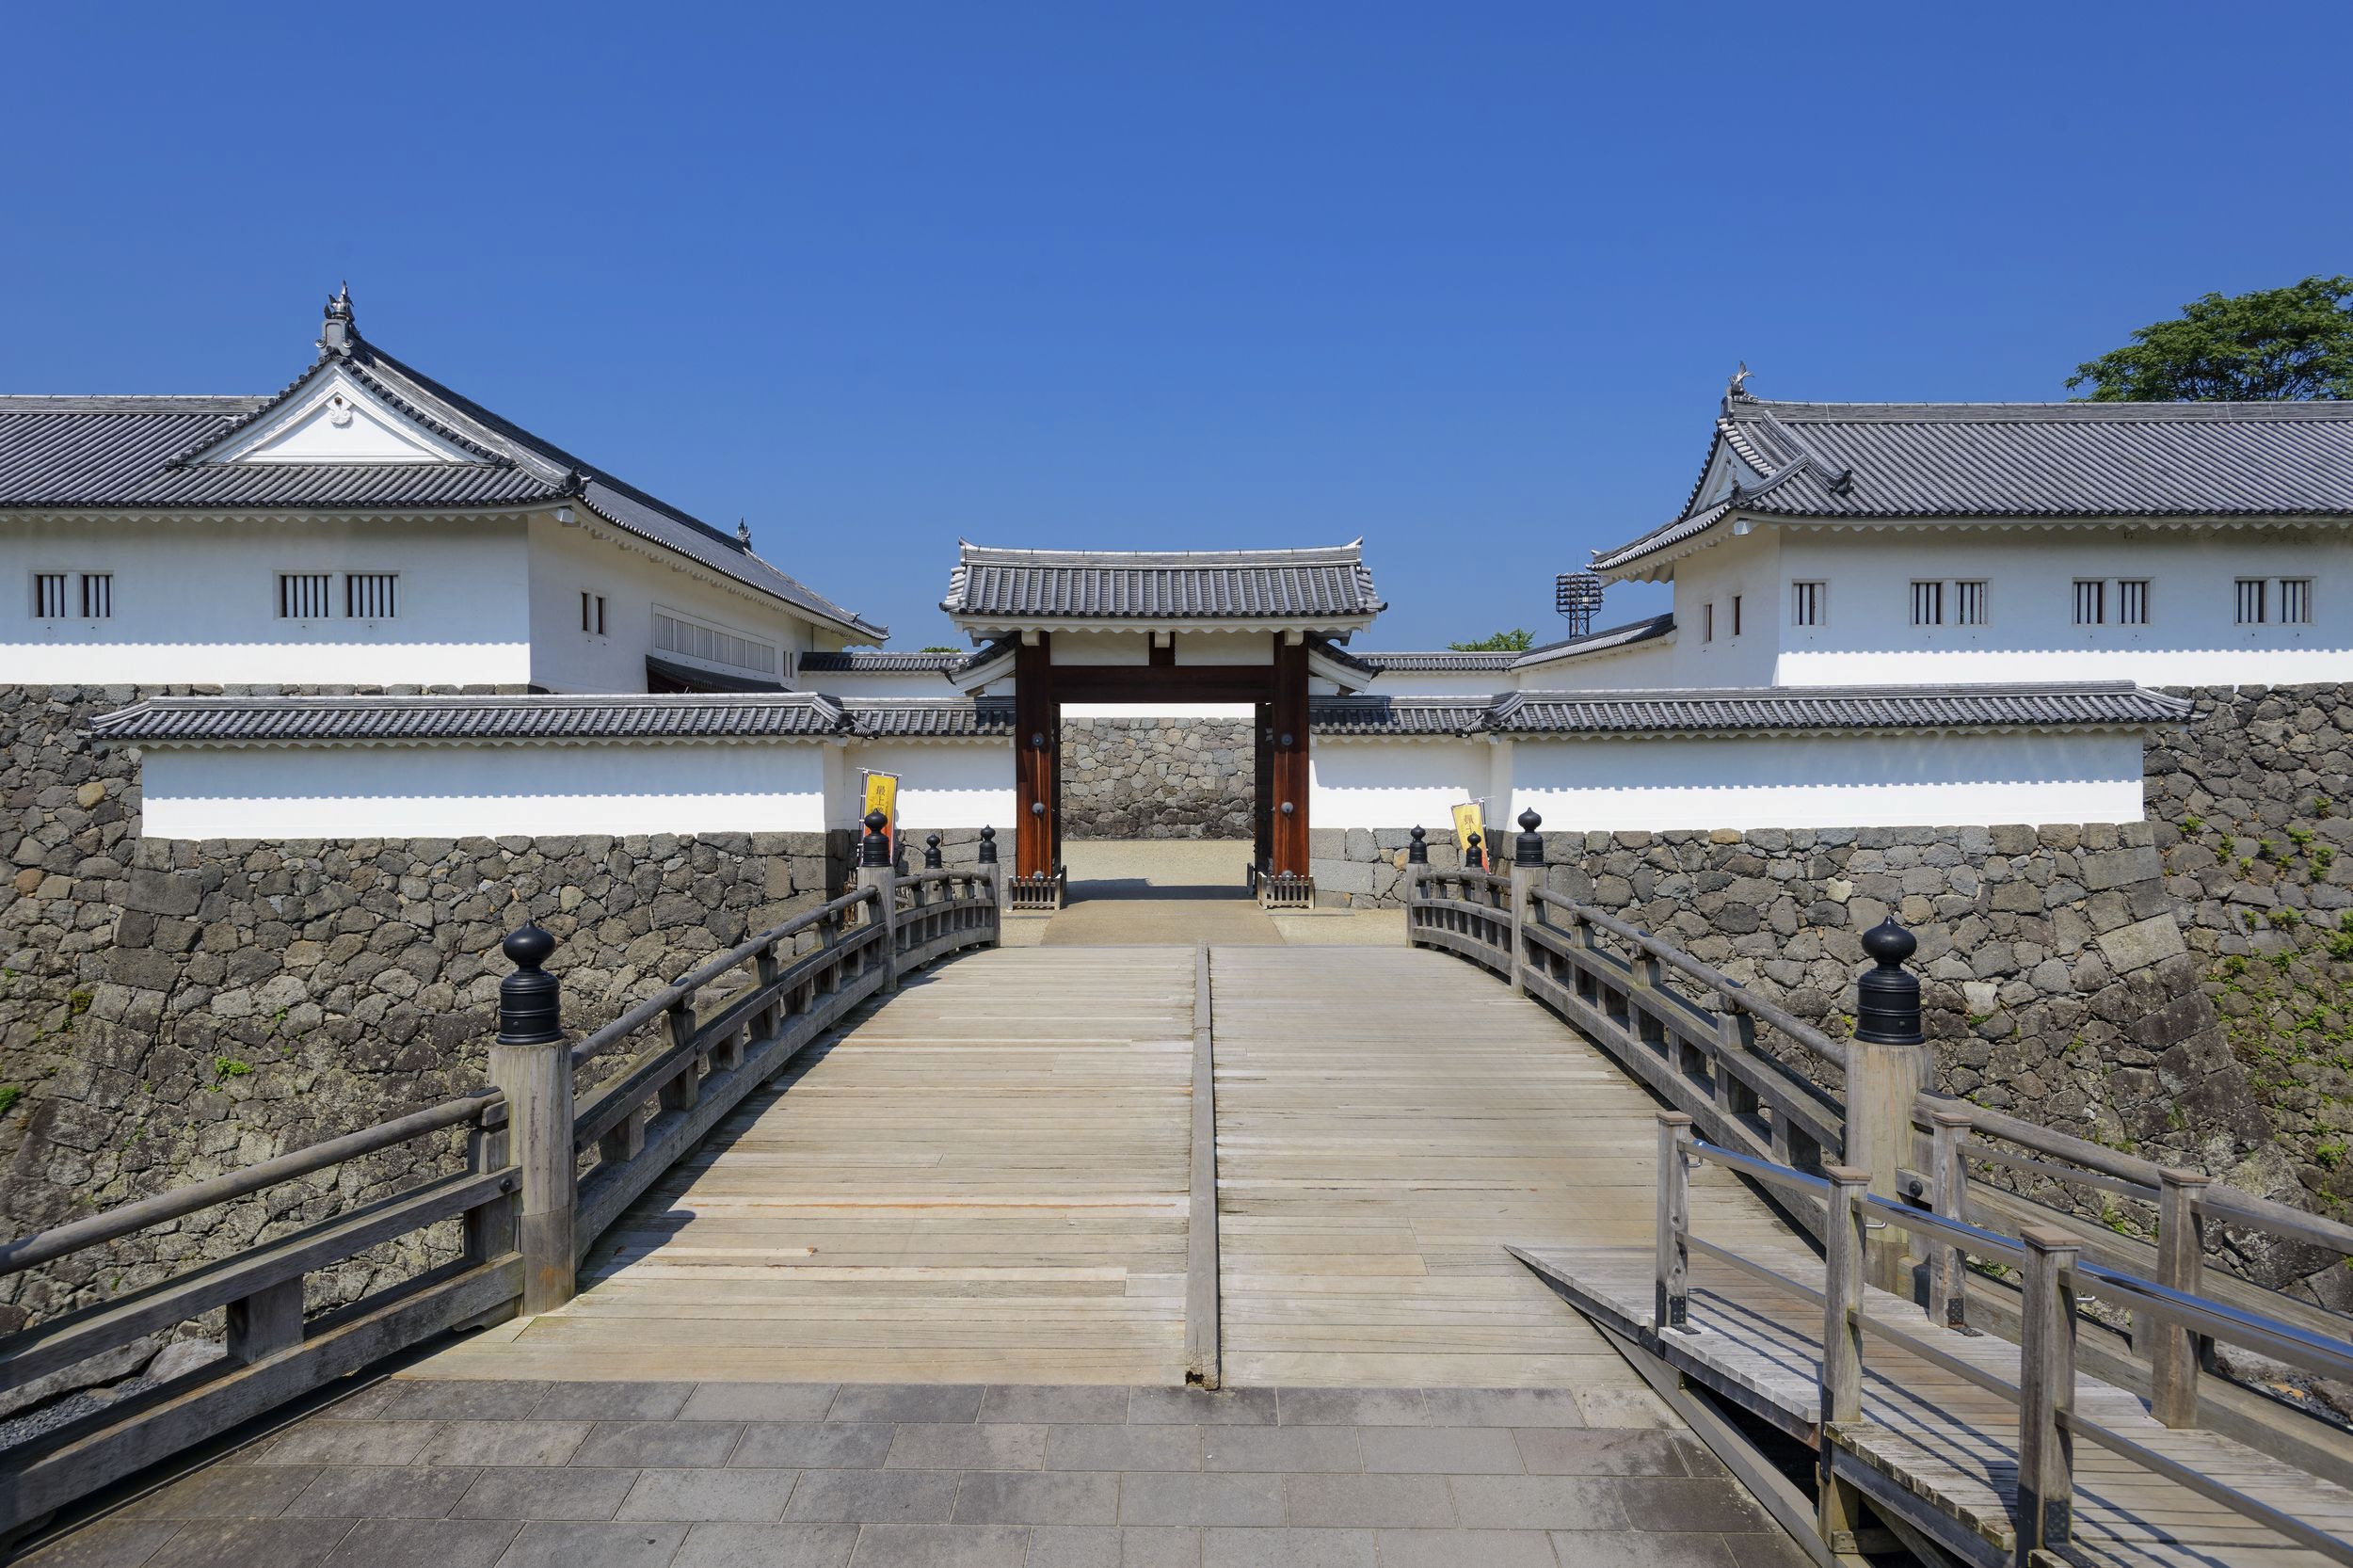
[{"x1": 200, "y1": 367, "x2": 476, "y2": 466}]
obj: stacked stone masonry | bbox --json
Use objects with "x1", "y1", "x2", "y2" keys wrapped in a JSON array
[{"x1": 1058, "y1": 716, "x2": 1253, "y2": 840}]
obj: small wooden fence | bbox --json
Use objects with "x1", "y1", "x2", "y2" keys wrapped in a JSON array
[
  {"x1": 0, "y1": 827, "x2": 1001, "y2": 1539},
  {"x1": 1406, "y1": 809, "x2": 2353, "y2": 1466}
]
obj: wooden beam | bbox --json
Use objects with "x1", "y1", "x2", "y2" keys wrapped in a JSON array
[
  {"x1": 1252, "y1": 701, "x2": 1273, "y2": 874},
  {"x1": 1047, "y1": 665, "x2": 1272, "y2": 700},
  {"x1": 1269, "y1": 634, "x2": 1310, "y2": 876},
  {"x1": 1014, "y1": 635, "x2": 1057, "y2": 878}
]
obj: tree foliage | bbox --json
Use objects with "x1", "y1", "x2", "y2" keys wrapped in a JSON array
[
  {"x1": 1448, "y1": 628, "x2": 1536, "y2": 651},
  {"x1": 2069, "y1": 276, "x2": 2353, "y2": 401}
]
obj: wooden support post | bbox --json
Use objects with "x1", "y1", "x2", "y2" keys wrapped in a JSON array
[
  {"x1": 1270, "y1": 634, "x2": 1310, "y2": 879},
  {"x1": 660, "y1": 994, "x2": 701, "y2": 1113},
  {"x1": 1928, "y1": 1108, "x2": 1973, "y2": 1331},
  {"x1": 1848, "y1": 920, "x2": 1929, "y2": 1294},
  {"x1": 2017, "y1": 1224, "x2": 2082, "y2": 1562},
  {"x1": 1817, "y1": 1164, "x2": 1872, "y2": 1551},
  {"x1": 1714, "y1": 1005, "x2": 1759, "y2": 1122},
  {"x1": 857, "y1": 809, "x2": 900, "y2": 992},
  {"x1": 754, "y1": 942, "x2": 782, "y2": 1037},
  {"x1": 599, "y1": 1104, "x2": 647, "y2": 1166},
  {"x1": 1015, "y1": 635, "x2": 1057, "y2": 880},
  {"x1": 1655, "y1": 1112, "x2": 1693, "y2": 1334},
  {"x1": 1253, "y1": 702, "x2": 1274, "y2": 879},
  {"x1": 489, "y1": 925, "x2": 575, "y2": 1315},
  {"x1": 1507, "y1": 809, "x2": 1544, "y2": 995},
  {"x1": 226, "y1": 1277, "x2": 305, "y2": 1365},
  {"x1": 465, "y1": 1099, "x2": 516, "y2": 1266},
  {"x1": 2151, "y1": 1168, "x2": 2212, "y2": 1428}
]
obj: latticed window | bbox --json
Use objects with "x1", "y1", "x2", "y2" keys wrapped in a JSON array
[
  {"x1": 80, "y1": 573, "x2": 111, "y2": 618},
  {"x1": 1790, "y1": 581, "x2": 1825, "y2": 627},
  {"x1": 32, "y1": 573, "x2": 68, "y2": 618},
  {"x1": 344, "y1": 572, "x2": 398, "y2": 619},
  {"x1": 2118, "y1": 580, "x2": 2150, "y2": 626},
  {"x1": 278, "y1": 572, "x2": 332, "y2": 619},
  {"x1": 1910, "y1": 581, "x2": 1944, "y2": 626},
  {"x1": 2281, "y1": 579, "x2": 2313, "y2": 624},
  {"x1": 2236, "y1": 578, "x2": 2267, "y2": 625},
  {"x1": 1955, "y1": 581, "x2": 1987, "y2": 626},
  {"x1": 1731, "y1": 594, "x2": 1742, "y2": 636},
  {"x1": 2073, "y1": 580, "x2": 2105, "y2": 625},
  {"x1": 1702, "y1": 602, "x2": 1714, "y2": 642},
  {"x1": 655, "y1": 610, "x2": 777, "y2": 674}
]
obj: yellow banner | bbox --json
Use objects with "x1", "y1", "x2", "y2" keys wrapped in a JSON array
[
  {"x1": 1451, "y1": 801, "x2": 1487, "y2": 860},
  {"x1": 862, "y1": 772, "x2": 899, "y2": 853}
]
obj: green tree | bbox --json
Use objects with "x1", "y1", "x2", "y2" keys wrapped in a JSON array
[
  {"x1": 2069, "y1": 276, "x2": 2353, "y2": 401},
  {"x1": 1448, "y1": 628, "x2": 1536, "y2": 652}
]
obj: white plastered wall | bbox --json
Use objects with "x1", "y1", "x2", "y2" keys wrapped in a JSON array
[
  {"x1": 1310, "y1": 739, "x2": 1498, "y2": 830},
  {"x1": 832, "y1": 740, "x2": 1016, "y2": 830},
  {"x1": 4, "y1": 514, "x2": 533, "y2": 685},
  {"x1": 1506, "y1": 728, "x2": 2147, "y2": 832},
  {"x1": 1770, "y1": 524, "x2": 2353, "y2": 686},
  {"x1": 138, "y1": 740, "x2": 830, "y2": 839}
]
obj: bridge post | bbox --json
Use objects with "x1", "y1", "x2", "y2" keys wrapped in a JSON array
[
  {"x1": 1817, "y1": 1164, "x2": 1871, "y2": 1551},
  {"x1": 1508, "y1": 809, "x2": 1544, "y2": 996},
  {"x1": 857, "y1": 809, "x2": 900, "y2": 992},
  {"x1": 2017, "y1": 1224, "x2": 2082, "y2": 1560},
  {"x1": 1849, "y1": 919, "x2": 1929, "y2": 1293},
  {"x1": 1654, "y1": 1112, "x2": 1692, "y2": 1334},
  {"x1": 979, "y1": 825, "x2": 1003, "y2": 947},
  {"x1": 491, "y1": 924, "x2": 576, "y2": 1315},
  {"x1": 2150, "y1": 1168, "x2": 2212, "y2": 1428}
]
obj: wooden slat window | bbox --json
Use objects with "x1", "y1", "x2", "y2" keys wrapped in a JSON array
[
  {"x1": 1955, "y1": 581, "x2": 1987, "y2": 626},
  {"x1": 1731, "y1": 594, "x2": 1742, "y2": 636},
  {"x1": 2281, "y1": 578, "x2": 2313, "y2": 624},
  {"x1": 1703, "y1": 602, "x2": 1714, "y2": 642},
  {"x1": 344, "y1": 573, "x2": 398, "y2": 620},
  {"x1": 2236, "y1": 578, "x2": 2267, "y2": 625},
  {"x1": 2118, "y1": 580, "x2": 2150, "y2": 626},
  {"x1": 80, "y1": 573, "x2": 112, "y2": 619},
  {"x1": 654, "y1": 610, "x2": 776, "y2": 675},
  {"x1": 2073, "y1": 579, "x2": 2105, "y2": 626},
  {"x1": 1910, "y1": 581, "x2": 1944, "y2": 626},
  {"x1": 1790, "y1": 581, "x2": 1825, "y2": 628},
  {"x1": 278, "y1": 572, "x2": 332, "y2": 619},
  {"x1": 32, "y1": 572, "x2": 69, "y2": 618}
]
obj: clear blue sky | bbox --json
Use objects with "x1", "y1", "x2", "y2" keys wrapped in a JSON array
[{"x1": 8, "y1": 3, "x2": 2349, "y2": 648}]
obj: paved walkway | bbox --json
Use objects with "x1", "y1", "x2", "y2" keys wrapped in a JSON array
[{"x1": 26, "y1": 1377, "x2": 1801, "y2": 1568}]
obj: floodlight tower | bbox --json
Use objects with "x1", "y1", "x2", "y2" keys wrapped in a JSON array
[{"x1": 1555, "y1": 571, "x2": 1604, "y2": 637}]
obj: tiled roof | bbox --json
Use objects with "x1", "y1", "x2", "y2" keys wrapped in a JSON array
[
  {"x1": 1595, "y1": 395, "x2": 2353, "y2": 572},
  {"x1": 800, "y1": 650, "x2": 972, "y2": 672},
  {"x1": 1355, "y1": 649, "x2": 1520, "y2": 672},
  {"x1": 845, "y1": 698, "x2": 1015, "y2": 737},
  {"x1": 1310, "y1": 696, "x2": 1493, "y2": 735},
  {"x1": 0, "y1": 317, "x2": 884, "y2": 641},
  {"x1": 1353, "y1": 615, "x2": 1675, "y2": 675},
  {"x1": 88, "y1": 693, "x2": 847, "y2": 745},
  {"x1": 1488, "y1": 682, "x2": 2190, "y2": 735},
  {"x1": 943, "y1": 542, "x2": 1384, "y2": 623}
]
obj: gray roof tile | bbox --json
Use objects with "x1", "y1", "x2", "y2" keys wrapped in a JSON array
[
  {"x1": 1596, "y1": 396, "x2": 2353, "y2": 571},
  {"x1": 88, "y1": 693, "x2": 847, "y2": 745},
  {"x1": 943, "y1": 542, "x2": 1383, "y2": 623},
  {"x1": 845, "y1": 698, "x2": 1014, "y2": 737},
  {"x1": 799, "y1": 650, "x2": 972, "y2": 673},
  {"x1": 1488, "y1": 682, "x2": 2189, "y2": 734}
]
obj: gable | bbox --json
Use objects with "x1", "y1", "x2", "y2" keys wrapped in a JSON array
[{"x1": 197, "y1": 366, "x2": 478, "y2": 466}]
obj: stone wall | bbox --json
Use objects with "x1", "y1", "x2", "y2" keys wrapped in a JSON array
[
  {"x1": 1059, "y1": 716, "x2": 1253, "y2": 840},
  {"x1": 0, "y1": 685, "x2": 843, "y2": 1348}
]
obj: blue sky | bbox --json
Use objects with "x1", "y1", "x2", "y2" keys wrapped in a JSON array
[{"x1": 8, "y1": 3, "x2": 2350, "y2": 648}]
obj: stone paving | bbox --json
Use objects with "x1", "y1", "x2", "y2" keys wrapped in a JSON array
[{"x1": 21, "y1": 1380, "x2": 1805, "y2": 1568}]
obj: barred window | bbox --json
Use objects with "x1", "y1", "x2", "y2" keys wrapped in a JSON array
[
  {"x1": 344, "y1": 572, "x2": 398, "y2": 619},
  {"x1": 2118, "y1": 580, "x2": 2150, "y2": 626},
  {"x1": 2073, "y1": 580, "x2": 2105, "y2": 626},
  {"x1": 654, "y1": 609, "x2": 776, "y2": 675},
  {"x1": 32, "y1": 572, "x2": 69, "y2": 618},
  {"x1": 1910, "y1": 581, "x2": 1944, "y2": 627},
  {"x1": 1955, "y1": 580, "x2": 1987, "y2": 626},
  {"x1": 1731, "y1": 594, "x2": 1742, "y2": 636},
  {"x1": 1702, "y1": 602, "x2": 1714, "y2": 642},
  {"x1": 2236, "y1": 578, "x2": 2267, "y2": 625},
  {"x1": 80, "y1": 573, "x2": 111, "y2": 619},
  {"x1": 582, "y1": 591, "x2": 607, "y2": 635},
  {"x1": 1790, "y1": 580, "x2": 1825, "y2": 627},
  {"x1": 278, "y1": 572, "x2": 332, "y2": 619},
  {"x1": 2281, "y1": 579, "x2": 2313, "y2": 624}
]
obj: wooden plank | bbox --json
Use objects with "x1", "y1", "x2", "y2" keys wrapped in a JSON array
[{"x1": 1186, "y1": 944, "x2": 1220, "y2": 1388}]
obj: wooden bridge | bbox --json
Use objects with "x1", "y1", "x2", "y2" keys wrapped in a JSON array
[{"x1": 10, "y1": 820, "x2": 2353, "y2": 1568}]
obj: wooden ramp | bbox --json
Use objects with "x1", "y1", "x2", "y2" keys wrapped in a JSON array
[
  {"x1": 1208, "y1": 946, "x2": 1793, "y2": 1390},
  {"x1": 1517, "y1": 1243, "x2": 2353, "y2": 1567},
  {"x1": 411, "y1": 948, "x2": 1195, "y2": 1384}
]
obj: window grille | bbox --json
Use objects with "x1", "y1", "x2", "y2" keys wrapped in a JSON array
[
  {"x1": 1702, "y1": 602, "x2": 1714, "y2": 642},
  {"x1": 80, "y1": 573, "x2": 111, "y2": 619},
  {"x1": 32, "y1": 573, "x2": 69, "y2": 618},
  {"x1": 2281, "y1": 579, "x2": 2313, "y2": 624},
  {"x1": 278, "y1": 572, "x2": 332, "y2": 619},
  {"x1": 2073, "y1": 580, "x2": 2105, "y2": 625},
  {"x1": 595, "y1": 596, "x2": 606, "y2": 635},
  {"x1": 2236, "y1": 579, "x2": 2267, "y2": 625},
  {"x1": 582, "y1": 591, "x2": 607, "y2": 634},
  {"x1": 1790, "y1": 581, "x2": 1824, "y2": 628},
  {"x1": 344, "y1": 573, "x2": 398, "y2": 619},
  {"x1": 654, "y1": 610, "x2": 776, "y2": 675},
  {"x1": 1910, "y1": 581, "x2": 1944, "y2": 627},
  {"x1": 1955, "y1": 581, "x2": 1987, "y2": 626},
  {"x1": 1731, "y1": 595, "x2": 1742, "y2": 636},
  {"x1": 2118, "y1": 580, "x2": 2150, "y2": 626}
]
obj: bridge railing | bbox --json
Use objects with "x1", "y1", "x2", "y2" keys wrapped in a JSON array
[
  {"x1": 0, "y1": 820, "x2": 1004, "y2": 1541},
  {"x1": 1654, "y1": 1114, "x2": 2353, "y2": 1564},
  {"x1": 0, "y1": 1090, "x2": 520, "y2": 1536}
]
